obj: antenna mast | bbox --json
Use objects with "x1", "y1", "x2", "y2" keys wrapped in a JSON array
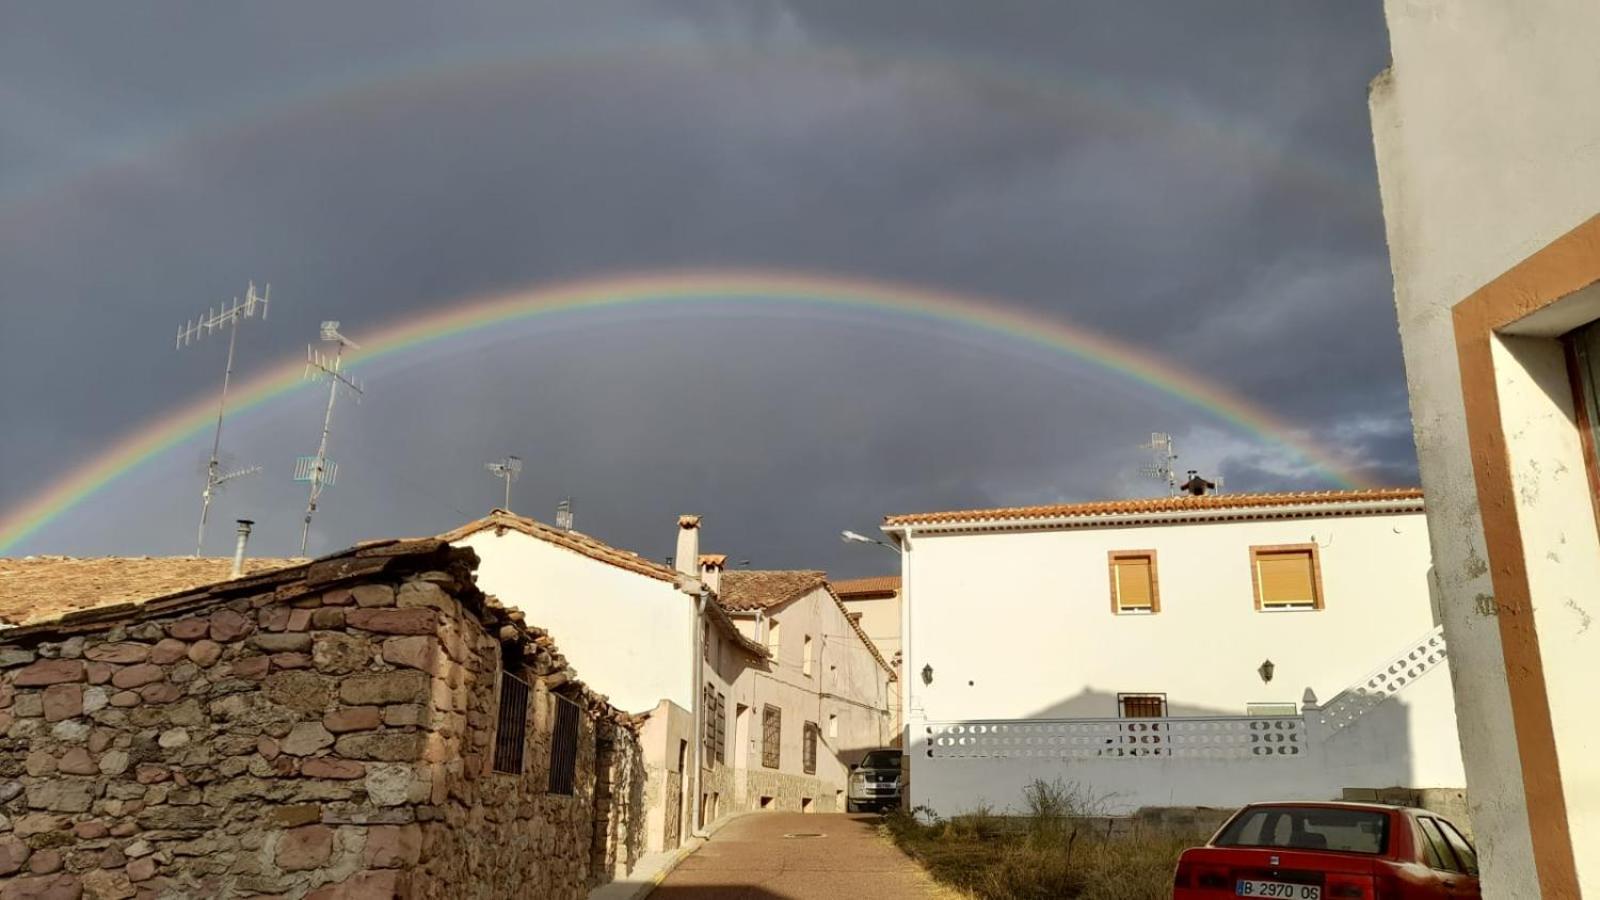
[
  {"x1": 175, "y1": 282, "x2": 269, "y2": 555},
  {"x1": 296, "y1": 321, "x2": 363, "y2": 555},
  {"x1": 485, "y1": 456, "x2": 523, "y2": 512},
  {"x1": 1139, "y1": 432, "x2": 1179, "y2": 495}
]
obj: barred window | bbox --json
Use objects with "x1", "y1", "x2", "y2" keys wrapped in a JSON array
[
  {"x1": 761, "y1": 704, "x2": 781, "y2": 769},
  {"x1": 802, "y1": 721, "x2": 818, "y2": 775},
  {"x1": 548, "y1": 693, "x2": 580, "y2": 795},
  {"x1": 701, "y1": 684, "x2": 727, "y2": 767},
  {"x1": 493, "y1": 671, "x2": 530, "y2": 774}
]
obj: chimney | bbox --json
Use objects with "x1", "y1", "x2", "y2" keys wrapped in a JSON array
[
  {"x1": 699, "y1": 553, "x2": 726, "y2": 593},
  {"x1": 675, "y1": 515, "x2": 701, "y2": 580},
  {"x1": 231, "y1": 519, "x2": 255, "y2": 578}
]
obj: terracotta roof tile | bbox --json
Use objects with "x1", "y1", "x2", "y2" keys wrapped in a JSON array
[
  {"x1": 0, "y1": 556, "x2": 304, "y2": 627},
  {"x1": 717, "y1": 570, "x2": 828, "y2": 612},
  {"x1": 440, "y1": 510, "x2": 680, "y2": 583},
  {"x1": 718, "y1": 570, "x2": 894, "y2": 676},
  {"x1": 884, "y1": 488, "x2": 1424, "y2": 527},
  {"x1": 833, "y1": 575, "x2": 900, "y2": 598}
]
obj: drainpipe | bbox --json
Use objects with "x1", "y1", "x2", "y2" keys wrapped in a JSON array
[
  {"x1": 230, "y1": 519, "x2": 254, "y2": 579},
  {"x1": 690, "y1": 587, "x2": 711, "y2": 838}
]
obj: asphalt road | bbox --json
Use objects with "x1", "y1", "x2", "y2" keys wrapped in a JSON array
[{"x1": 651, "y1": 813, "x2": 947, "y2": 900}]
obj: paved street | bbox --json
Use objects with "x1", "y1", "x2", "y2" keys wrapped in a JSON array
[{"x1": 651, "y1": 813, "x2": 946, "y2": 900}]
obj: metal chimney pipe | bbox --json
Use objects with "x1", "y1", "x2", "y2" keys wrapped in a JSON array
[{"x1": 231, "y1": 519, "x2": 255, "y2": 578}]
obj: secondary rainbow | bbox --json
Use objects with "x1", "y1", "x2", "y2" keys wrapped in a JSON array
[{"x1": 0, "y1": 269, "x2": 1371, "y2": 552}]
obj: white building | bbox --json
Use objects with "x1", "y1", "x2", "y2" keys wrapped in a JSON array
[
  {"x1": 1369, "y1": 2, "x2": 1600, "y2": 894},
  {"x1": 883, "y1": 488, "x2": 1466, "y2": 817},
  {"x1": 443, "y1": 511, "x2": 893, "y2": 854}
]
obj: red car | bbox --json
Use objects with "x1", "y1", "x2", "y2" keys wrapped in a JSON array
[{"x1": 1173, "y1": 802, "x2": 1480, "y2": 899}]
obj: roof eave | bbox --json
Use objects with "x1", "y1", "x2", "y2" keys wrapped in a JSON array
[{"x1": 883, "y1": 497, "x2": 1426, "y2": 533}]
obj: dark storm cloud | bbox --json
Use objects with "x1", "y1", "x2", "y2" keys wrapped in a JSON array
[{"x1": 0, "y1": 1, "x2": 1409, "y2": 576}]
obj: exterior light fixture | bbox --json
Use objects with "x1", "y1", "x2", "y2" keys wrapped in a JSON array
[
  {"x1": 1258, "y1": 659, "x2": 1276, "y2": 684},
  {"x1": 840, "y1": 530, "x2": 901, "y2": 555},
  {"x1": 921, "y1": 664, "x2": 934, "y2": 686}
]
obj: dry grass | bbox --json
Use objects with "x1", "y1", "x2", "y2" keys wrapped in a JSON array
[{"x1": 884, "y1": 780, "x2": 1202, "y2": 900}]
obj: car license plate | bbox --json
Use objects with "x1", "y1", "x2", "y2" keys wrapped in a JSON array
[{"x1": 1236, "y1": 881, "x2": 1320, "y2": 899}]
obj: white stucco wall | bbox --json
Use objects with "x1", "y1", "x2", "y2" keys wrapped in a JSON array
[
  {"x1": 840, "y1": 593, "x2": 901, "y2": 665},
  {"x1": 1370, "y1": 1, "x2": 1600, "y2": 893},
  {"x1": 897, "y1": 510, "x2": 1465, "y2": 814},
  {"x1": 454, "y1": 529, "x2": 695, "y2": 714}
]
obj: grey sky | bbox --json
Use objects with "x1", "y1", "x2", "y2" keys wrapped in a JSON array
[{"x1": 0, "y1": 1, "x2": 1405, "y2": 576}]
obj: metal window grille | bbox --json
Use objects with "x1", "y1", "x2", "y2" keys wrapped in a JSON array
[
  {"x1": 761, "y1": 705, "x2": 782, "y2": 769},
  {"x1": 702, "y1": 683, "x2": 717, "y2": 768},
  {"x1": 1118, "y1": 693, "x2": 1167, "y2": 718},
  {"x1": 493, "y1": 672, "x2": 530, "y2": 774},
  {"x1": 714, "y1": 692, "x2": 727, "y2": 765},
  {"x1": 802, "y1": 721, "x2": 818, "y2": 774},
  {"x1": 548, "y1": 693, "x2": 580, "y2": 795}
]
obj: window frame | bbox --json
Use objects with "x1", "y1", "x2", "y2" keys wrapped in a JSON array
[
  {"x1": 1565, "y1": 324, "x2": 1600, "y2": 528},
  {"x1": 761, "y1": 704, "x2": 782, "y2": 769},
  {"x1": 491, "y1": 670, "x2": 531, "y2": 775},
  {"x1": 1117, "y1": 692, "x2": 1168, "y2": 718},
  {"x1": 1107, "y1": 549, "x2": 1161, "y2": 615},
  {"x1": 547, "y1": 691, "x2": 581, "y2": 795},
  {"x1": 802, "y1": 721, "x2": 819, "y2": 775},
  {"x1": 766, "y1": 619, "x2": 781, "y2": 659},
  {"x1": 1417, "y1": 817, "x2": 1464, "y2": 874},
  {"x1": 1249, "y1": 543, "x2": 1325, "y2": 611},
  {"x1": 802, "y1": 635, "x2": 814, "y2": 677}
]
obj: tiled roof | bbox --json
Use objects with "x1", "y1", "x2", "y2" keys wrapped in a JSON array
[
  {"x1": 883, "y1": 488, "x2": 1425, "y2": 527},
  {"x1": 718, "y1": 570, "x2": 894, "y2": 676},
  {"x1": 0, "y1": 556, "x2": 304, "y2": 627},
  {"x1": 717, "y1": 570, "x2": 829, "y2": 612},
  {"x1": 440, "y1": 510, "x2": 680, "y2": 584},
  {"x1": 833, "y1": 575, "x2": 901, "y2": 598},
  {"x1": 699, "y1": 554, "x2": 727, "y2": 568}
]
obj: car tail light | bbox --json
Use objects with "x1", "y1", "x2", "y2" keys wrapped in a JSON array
[
  {"x1": 1175, "y1": 863, "x2": 1231, "y2": 890},
  {"x1": 1325, "y1": 874, "x2": 1376, "y2": 899}
]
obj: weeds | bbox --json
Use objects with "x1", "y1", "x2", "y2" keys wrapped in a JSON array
[{"x1": 884, "y1": 779, "x2": 1210, "y2": 900}]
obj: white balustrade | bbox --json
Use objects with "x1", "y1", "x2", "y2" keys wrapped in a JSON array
[
  {"x1": 923, "y1": 716, "x2": 1306, "y2": 760},
  {"x1": 1316, "y1": 625, "x2": 1447, "y2": 731}
]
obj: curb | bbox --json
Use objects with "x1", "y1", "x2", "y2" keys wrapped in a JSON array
[{"x1": 592, "y1": 811, "x2": 754, "y2": 900}]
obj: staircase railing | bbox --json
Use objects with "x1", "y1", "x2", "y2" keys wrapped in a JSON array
[{"x1": 1314, "y1": 625, "x2": 1447, "y2": 732}]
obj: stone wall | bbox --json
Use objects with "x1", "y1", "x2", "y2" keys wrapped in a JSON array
[
  {"x1": 740, "y1": 767, "x2": 838, "y2": 814},
  {"x1": 0, "y1": 540, "x2": 644, "y2": 900}
]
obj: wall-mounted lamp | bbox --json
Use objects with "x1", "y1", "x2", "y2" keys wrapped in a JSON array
[
  {"x1": 1258, "y1": 659, "x2": 1276, "y2": 684},
  {"x1": 921, "y1": 664, "x2": 934, "y2": 686}
]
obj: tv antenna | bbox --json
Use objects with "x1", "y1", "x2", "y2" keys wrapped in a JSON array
[
  {"x1": 296, "y1": 321, "x2": 363, "y2": 555},
  {"x1": 1139, "y1": 432, "x2": 1179, "y2": 494},
  {"x1": 555, "y1": 496, "x2": 574, "y2": 531},
  {"x1": 175, "y1": 282, "x2": 269, "y2": 555},
  {"x1": 485, "y1": 456, "x2": 523, "y2": 512}
]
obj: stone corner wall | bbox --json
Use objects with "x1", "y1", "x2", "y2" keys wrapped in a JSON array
[{"x1": 0, "y1": 559, "x2": 648, "y2": 900}]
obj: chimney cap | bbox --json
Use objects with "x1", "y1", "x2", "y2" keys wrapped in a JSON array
[
  {"x1": 699, "y1": 553, "x2": 727, "y2": 568},
  {"x1": 678, "y1": 515, "x2": 702, "y2": 529},
  {"x1": 236, "y1": 519, "x2": 255, "y2": 529}
]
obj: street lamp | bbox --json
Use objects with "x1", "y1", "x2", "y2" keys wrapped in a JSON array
[{"x1": 841, "y1": 530, "x2": 900, "y2": 554}]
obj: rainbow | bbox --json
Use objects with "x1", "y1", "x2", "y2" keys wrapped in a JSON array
[{"x1": 0, "y1": 269, "x2": 1372, "y2": 553}]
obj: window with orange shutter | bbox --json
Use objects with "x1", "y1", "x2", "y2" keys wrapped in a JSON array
[
  {"x1": 1252, "y1": 545, "x2": 1322, "y2": 610},
  {"x1": 1109, "y1": 551, "x2": 1159, "y2": 614}
]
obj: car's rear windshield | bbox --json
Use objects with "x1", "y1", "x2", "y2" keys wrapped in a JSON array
[
  {"x1": 859, "y1": 751, "x2": 901, "y2": 769},
  {"x1": 1216, "y1": 806, "x2": 1388, "y2": 855}
]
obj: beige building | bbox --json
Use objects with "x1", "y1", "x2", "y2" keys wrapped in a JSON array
[
  {"x1": 716, "y1": 570, "x2": 898, "y2": 812},
  {"x1": 833, "y1": 575, "x2": 902, "y2": 738},
  {"x1": 1370, "y1": 1, "x2": 1600, "y2": 895}
]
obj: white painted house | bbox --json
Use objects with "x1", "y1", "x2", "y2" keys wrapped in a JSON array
[
  {"x1": 883, "y1": 488, "x2": 1467, "y2": 817},
  {"x1": 1370, "y1": 1, "x2": 1600, "y2": 892},
  {"x1": 443, "y1": 510, "x2": 894, "y2": 855}
]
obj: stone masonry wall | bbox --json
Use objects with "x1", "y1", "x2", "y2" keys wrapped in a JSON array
[{"x1": 0, "y1": 541, "x2": 644, "y2": 900}]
